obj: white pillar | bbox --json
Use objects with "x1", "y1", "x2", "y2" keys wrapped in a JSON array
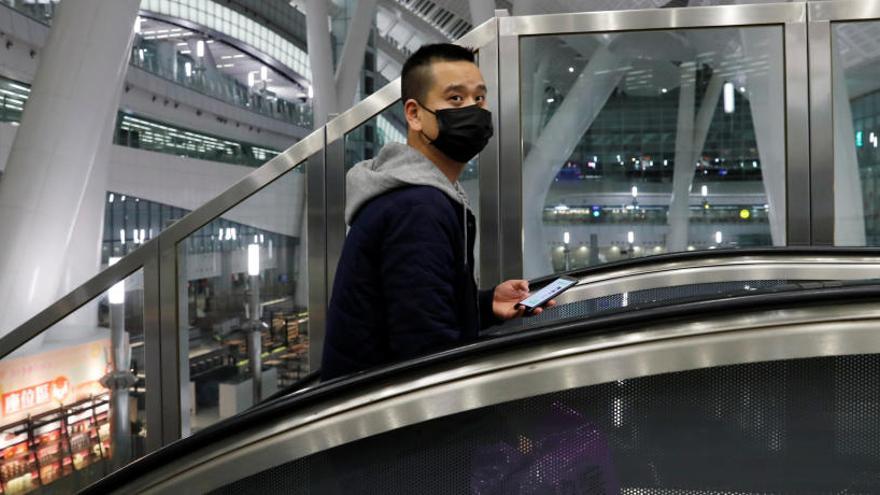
[
  {"x1": 306, "y1": 0, "x2": 338, "y2": 126},
  {"x1": 0, "y1": 0, "x2": 140, "y2": 336},
  {"x1": 668, "y1": 70, "x2": 723, "y2": 252},
  {"x1": 469, "y1": 0, "x2": 495, "y2": 25},
  {"x1": 522, "y1": 46, "x2": 626, "y2": 278},
  {"x1": 334, "y1": 0, "x2": 378, "y2": 110},
  {"x1": 743, "y1": 30, "x2": 786, "y2": 246},
  {"x1": 832, "y1": 39, "x2": 866, "y2": 245}
]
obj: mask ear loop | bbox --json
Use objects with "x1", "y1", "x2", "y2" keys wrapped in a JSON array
[{"x1": 414, "y1": 100, "x2": 439, "y2": 145}]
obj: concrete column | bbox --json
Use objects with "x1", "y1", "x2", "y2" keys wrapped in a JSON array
[
  {"x1": 334, "y1": 0, "x2": 378, "y2": 109},
  {"x1": 668, "y1": 69, "x2": 723, "y2": 252},
  {"x1": 48, "y1": 103, "x2": 120, "y2": 340},
  {"x1": 522, "y1": 46, "x2": 626, "y2": 278},
  {"x1": 306, "y1": 0, "x2": 338, "y2": 126},
  {"x1": 469, "y1": 0, "x2": 495, "y2": 25},
  {"x1": 743, "y1": 30, "x2": 786, "y2": 246},
  {"x1": 832, "y1": 39, "x2": 866, "y2": 245},
  {"x1": 0, "y1": 0, "x2": 140, "y2": 336}
]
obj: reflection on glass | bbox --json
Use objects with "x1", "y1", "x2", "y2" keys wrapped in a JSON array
[
  {"x1": 177, "y1": 165, "x2": 309, "y2": 434},
  {"x1": 344, "y1": 106, "x2": 407, "y2": 170},
  {"x1": 0, "y1": 269, "x2": 147, "y2": 491},
  {"x1": 521, "y1": 28, "x2": 785, "y2": 278},
  {"x1": 833, "y1": 21, "x2": 880, "y2": 246}
]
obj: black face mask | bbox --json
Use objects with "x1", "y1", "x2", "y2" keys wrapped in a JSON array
[{"x1": 418, "y1": 102, "x2": 494, "y2": 163}]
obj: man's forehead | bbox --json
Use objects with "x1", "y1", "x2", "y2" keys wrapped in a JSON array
[{"x1": 429, "y1": 60, "x2": 485, "y2": 91}]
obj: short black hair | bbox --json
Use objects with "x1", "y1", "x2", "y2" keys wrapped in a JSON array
[{"x1": 401, "y1": 43, "x2": 476, "y2": 104}]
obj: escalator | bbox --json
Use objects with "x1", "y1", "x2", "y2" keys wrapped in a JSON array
[{"x1": 82, "y1": 256, "x2": 880, "y2": 494}]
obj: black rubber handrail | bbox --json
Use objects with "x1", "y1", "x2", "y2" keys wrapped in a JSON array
[
  {"x1": 263, "y1": 247, "x2": 880, "y2": 399},
  {"x1": 83, "y1": 277, "x2": 880, "y2": 494},
  {"x1": 527, "y1": 246, "x2": 880, "y2": 286}
]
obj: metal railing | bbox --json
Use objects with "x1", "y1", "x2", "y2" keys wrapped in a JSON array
[{"x1": 1, "y1": 0, "x2": 880, "y2": 469}]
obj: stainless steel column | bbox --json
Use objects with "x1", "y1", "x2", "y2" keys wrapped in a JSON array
[{"x1": 249, "y1": 275, "x2": 262, "y2": 404}]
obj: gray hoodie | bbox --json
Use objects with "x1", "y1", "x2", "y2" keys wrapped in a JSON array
[
  {"x1": 346, "y1": 142, "x2": 474, "y2": 266},
  {"x1": 345, "y1": 142, "x2": 472, "y2": 224}
]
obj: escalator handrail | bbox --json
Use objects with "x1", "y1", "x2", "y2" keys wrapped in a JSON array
[
  {"x1": 83, "y1": 279, "x2": 880, "y2": 494},
  {"x1": 527, "y1": 246, "x2": 880, "y2": 287}
]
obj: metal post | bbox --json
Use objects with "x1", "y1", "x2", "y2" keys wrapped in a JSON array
[
  {"x1": 101, "y1": 267, "x2": 136, "y2": 470},
  {"x1": 248, "y1": 275, "x2": 262, "y2": 404},
  {"x1": 109, "y1": 304, "x2": 132, "y2": 470},
  {"x1": 589, "y1": 234, "x2": 599, "y2": 266}
]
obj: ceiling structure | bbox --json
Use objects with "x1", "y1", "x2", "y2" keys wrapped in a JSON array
[{"x1": 142, "y1": 0, "x2": 880, "y2": 107}]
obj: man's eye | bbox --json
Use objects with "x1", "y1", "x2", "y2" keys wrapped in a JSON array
[
  {"x1": 476, "y1": 95, "x2": 486, "y2": 102},
  {"x1": 449, "y1": 95, "x2": 463, "y2": 102}
]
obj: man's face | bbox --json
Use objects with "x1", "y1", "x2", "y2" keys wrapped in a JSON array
[{"x1": 413, "y1": 60, "x2": 487, "y2": 139}]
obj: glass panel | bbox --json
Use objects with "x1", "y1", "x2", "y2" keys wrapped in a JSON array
[
  {"x1": 177, "y1": 163, "x2": 309, "y2": 434},
  {"x1": 832, "y1": 21, "x2": 880, "y2": 246},
  {"x1": 520, "y1": 27, "x2": 785, "y2": 278},
  {"x1": 214, "y1": 353, "x2": 880, "y2": 494},
  {"x1": 0, "y1": 268, "x2": 148, "y2": 492},
  {"x1": 344, "y1": 106, "x2": 407, "y2": 171}
]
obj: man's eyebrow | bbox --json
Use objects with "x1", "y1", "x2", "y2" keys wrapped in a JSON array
[{"x1": 442, "y1": 83, "x2": 488, "y2": 93}]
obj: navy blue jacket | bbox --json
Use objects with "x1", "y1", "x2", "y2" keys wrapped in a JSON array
[{"x1": 322, "y1": 185, "x2": 498, "y2": 380}]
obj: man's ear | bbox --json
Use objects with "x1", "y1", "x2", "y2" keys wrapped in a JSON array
[{"x1": 404, "y1": 99, "x2": 423, "y2": 132}]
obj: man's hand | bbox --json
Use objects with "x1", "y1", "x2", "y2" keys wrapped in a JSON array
[{"x1": 492, "y1": 279, "x2": 557, "y2": 321}]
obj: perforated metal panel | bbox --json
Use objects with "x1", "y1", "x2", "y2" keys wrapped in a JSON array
[{"x1": 211, "y1": 353, "x2": 880, "y2": 494}]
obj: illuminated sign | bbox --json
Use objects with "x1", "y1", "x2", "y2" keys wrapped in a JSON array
[{"x1": 2, "y1": 377, "x2": 69, "y2": 416}]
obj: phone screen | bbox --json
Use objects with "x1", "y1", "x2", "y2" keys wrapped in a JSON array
[{"x1": 518, "y1": 277, "x2": 577, "y2": 310}]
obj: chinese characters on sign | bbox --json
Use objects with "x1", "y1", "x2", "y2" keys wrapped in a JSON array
[{"x1": 2, "y1": 377, "x2": 70, "y2": 417}]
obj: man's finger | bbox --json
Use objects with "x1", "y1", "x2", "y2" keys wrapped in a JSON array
[{"x1": 514, "y1": 279, "x2": 529, "y2": 292}]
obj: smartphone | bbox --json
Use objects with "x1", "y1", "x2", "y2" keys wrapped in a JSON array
[{"x1": 516, "y1": 276, "x2": 578, "y2": 313}]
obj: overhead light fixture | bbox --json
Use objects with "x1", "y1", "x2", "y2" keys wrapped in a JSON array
[
  {"x1": 248, "y1": 71, "x2": 256, "y2": 88},
  {"x1": 723, "y1": 82, "x2": 735, "y2": 114},
  {"x1": 627, "y1": 231, "x2": 635, "y2": 244},
  {"x1": 248, "y1": 244, "x2": 260, "y2": 276},
  {"x1": 134, "y1": 17, "x2": 142, "y2": 35},
  {"x1": 260, "y1": 66, "x2": 268, "y2": 82},
  {"x1": 108, "y1": 257, "x2": 125, "y2": 305},
  {"x1": 184, "y1": 62, "x2": 192, "y2": 77},
  {"x1": 196, "y1": 40, "x2": 205, "y2": 58}
]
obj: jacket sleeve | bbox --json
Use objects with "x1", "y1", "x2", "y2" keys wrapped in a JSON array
[
  {"x1": 478, "y1": 288, "x2": 501, "y2": 330},
  {"x1": 381, "y1": 203, "x2": 463, "y2": 358}
]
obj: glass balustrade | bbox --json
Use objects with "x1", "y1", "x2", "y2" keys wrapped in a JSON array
[
  {"x1": 832, "y1": 20, "x2": 880, "y2": 246},
  {"x1": 114, "y1": 112, "x2": 283, "y2": 168},
  {"x1": 130, "y1": 38, "x2": 313, "y2": 128},
  {"x1": 520, "y1": 27, "x2": 786, "y2": 278},
  {"x1": 0, "y1": 268, "x2": 148, "y2": 493},
  {"x1": 176, "y1": 163, "x2": 310, "y2": 434}
]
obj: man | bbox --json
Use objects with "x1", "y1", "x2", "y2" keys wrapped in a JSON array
[{"x1": 322, "y1": 43, "x2": 552, "y2": 380}]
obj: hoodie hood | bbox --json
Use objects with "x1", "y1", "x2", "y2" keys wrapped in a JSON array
[{"x1": 345, "y1": 142, "x2": 472, "y2": 225}]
